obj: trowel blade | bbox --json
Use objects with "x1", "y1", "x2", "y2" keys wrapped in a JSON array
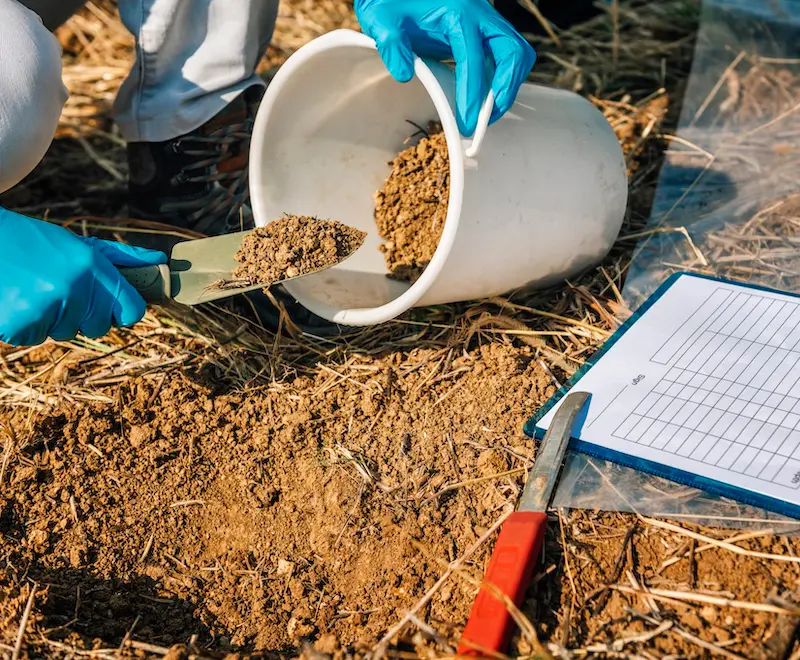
[{"x1": 168, "y1": 230, "x2": 264, "y2": 306}]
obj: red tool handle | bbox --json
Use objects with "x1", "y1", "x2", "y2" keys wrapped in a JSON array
[{"x1": 457, "y1": 511, "x2": 548, "y2": 657}]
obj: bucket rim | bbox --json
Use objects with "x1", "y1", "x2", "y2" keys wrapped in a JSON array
[{"x1": 249, "y1": 28, "x2": 465, "y2": 326}]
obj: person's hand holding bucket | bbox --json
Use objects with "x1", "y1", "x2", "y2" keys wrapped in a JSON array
[{"x1": 354, "y1": 0, "x2": 537, "y2": 136}]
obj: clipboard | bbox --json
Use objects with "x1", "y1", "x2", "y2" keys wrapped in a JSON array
[{"x1": 525, "y1": 272, "x2": 800, "y2": 520}]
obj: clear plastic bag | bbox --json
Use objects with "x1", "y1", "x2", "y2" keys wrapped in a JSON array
[
  {"x1": 553, "y1": 0, "x2": 800, "y2": 528},
  {"x1": 625, "y1": 0, "x2": 800, "y2": 307}
]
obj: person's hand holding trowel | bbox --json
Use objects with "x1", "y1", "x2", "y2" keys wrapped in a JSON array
[{"x1": 0, "y1": 208, "x2": 167, "y2": 347}]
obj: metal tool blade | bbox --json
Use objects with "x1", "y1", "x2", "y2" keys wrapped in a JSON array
[
  {"x1": 168, "y1": 229, "x2": 362, "y2": 306},
  {"x1": 169, "y1": 230, "x2": 255, "y2": 306},
  {"x1": 518, "y1": 391, "x2": 590, "y2": 513}
]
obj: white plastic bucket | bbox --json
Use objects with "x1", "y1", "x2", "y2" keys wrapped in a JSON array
[{"x1": 250, "y1": 29, "x2": 627, "y2": 326}]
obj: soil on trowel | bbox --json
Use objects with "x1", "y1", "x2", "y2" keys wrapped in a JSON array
[
  {"x1": 231, "y1": 215, "x2": 366, "y2": 286},
  {"x1": 374, "y1": 122, "x2": 450, "y2": 283}
]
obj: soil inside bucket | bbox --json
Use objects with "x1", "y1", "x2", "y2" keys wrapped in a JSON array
[
  {"x1": 374, "y1": 122, "x2": 450, "y2": 283},
  {"x1": 232, "y1": 215, "x2": 366, "y2": 286}
]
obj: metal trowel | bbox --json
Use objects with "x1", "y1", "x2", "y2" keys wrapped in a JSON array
[{"x1": 118, "y1": 229, "x2": 361, "y2": 306}]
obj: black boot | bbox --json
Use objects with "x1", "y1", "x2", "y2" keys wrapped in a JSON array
[{"x1": 126, "y1": 88, "x2": 346, "y2": 337}]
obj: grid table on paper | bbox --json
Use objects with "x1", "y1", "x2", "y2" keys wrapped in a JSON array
[{"x1": 611, "y1": 288, "x2": 800, "y2": 489}]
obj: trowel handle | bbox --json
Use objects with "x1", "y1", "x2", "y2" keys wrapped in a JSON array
[
  {"x1": 119, "y1": 264, "x2": 172, "y2": 303},
  {"x1": 457, "y1": 510, "x2": 548, "y2": 656}
]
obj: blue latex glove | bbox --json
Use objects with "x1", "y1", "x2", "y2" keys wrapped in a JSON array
[
  {"x1": 0, "y1": 207, "x2": 167, "y2": 346},
  {"x1": 355, "y1": 0, "x2": 536, "y2": 136}
]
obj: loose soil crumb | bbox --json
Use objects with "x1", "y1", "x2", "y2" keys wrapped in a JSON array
[
  {"x1": 232, "y1": 215, "x2": 365, "y2": 286},
  {"x1": 374, "y1": 123, "x2": 449, "y2": 283}
]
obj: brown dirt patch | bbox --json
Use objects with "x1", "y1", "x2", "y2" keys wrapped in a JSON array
[
  {"x1": 374, "y1": 123, "x2": 449, "y2": 283},
  {"x1": 232, "y1": 215, "x2": 365, "y2": 285},
  {"x1": 0, "y1": 343, "x2": 556, "y2": 657},
  {"x1": 537, "y1": 510, "x2": 800, "y2": 660}
]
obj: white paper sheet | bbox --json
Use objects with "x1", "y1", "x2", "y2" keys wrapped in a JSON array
[{"x1": 537, "y1": 274, "x2": 800, "y2": 511}]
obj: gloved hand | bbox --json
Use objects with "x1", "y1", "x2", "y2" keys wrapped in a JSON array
[
  {"x1": 355, "y1": 0, "x2": 536, "y2": 136},
  {"x1": 0, "y1": 207, "x2": 167, "y2": 347}
]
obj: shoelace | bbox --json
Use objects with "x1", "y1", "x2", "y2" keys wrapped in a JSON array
[{"x1": 170, "y1": 116, "x2": 255, "y2": 235}]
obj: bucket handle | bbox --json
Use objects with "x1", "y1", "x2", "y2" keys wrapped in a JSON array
[{"x1": 464, "y1": 91, "x2": 494, "y2": 159}]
